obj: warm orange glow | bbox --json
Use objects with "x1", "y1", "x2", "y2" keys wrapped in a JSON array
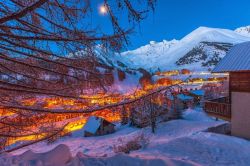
[
  {"x1": 3, "y1": 70, "x2": 227, "y2": 147},
  {"x1": 8, "y1": 134, "x2": 45, "y2": 145},
  {"x1": 156, "y1": 70, "x2": 179, "y2": 76},
  {"x1": 22, "y1": 98, "x2": 38, "y2": 106},
  {"x1": 0, "y1": 108, "x2": 15, "y2": 116}
]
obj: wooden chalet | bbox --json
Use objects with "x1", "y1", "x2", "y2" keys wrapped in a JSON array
[
  {"x1": 189, "y1": 89, "x2": 205, "y2": 105},
  {"x1": 205, "y1": 41, "x2": 250, "y2": 139},
  {"x1": 166, "y1": 92, "x2": 194, "y2": 111},
  {"x1": 83, "y1": 116, "x2": 115, "y2": 137}
]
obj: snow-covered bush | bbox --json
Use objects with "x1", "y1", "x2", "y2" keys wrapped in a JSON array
[{"x1": 113, "y1": 133, "x2": 150, "y2": 154}]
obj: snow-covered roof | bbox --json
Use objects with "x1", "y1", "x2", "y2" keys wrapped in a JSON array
[
  {"x1": 213, "y1": 42, "x2": 250, "y2": 73},
  {"x1": 83, "y1": 116, "x2": 102, "y2": 134},
  {"x1": 167, "y1": 93, "x2": 194, "y2": 101},
  {"x1": 177, "y1": 94, "x2": 194, "y2": 101},
  {"x1": 166, "y1": 94, "x2": 174, "y2": 101},
  {"x1": 190, "y1": 90, "x2": 205, "y2": 96}
]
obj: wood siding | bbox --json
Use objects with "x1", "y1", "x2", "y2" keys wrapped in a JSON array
[
  {"x1": 231, "y1": 92, "x2": 250, "y2": 139},
  {"x1": 230, "y1": 72, "x2": 250, "y2": 92}
]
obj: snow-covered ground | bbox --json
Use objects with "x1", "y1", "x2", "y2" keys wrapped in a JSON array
[{"x1": 2, "y1": 108, "x2": 250, "y2": 165}]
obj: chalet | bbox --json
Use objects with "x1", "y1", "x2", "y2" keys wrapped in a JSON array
[
  {"x1": 83, "y1": 116, "x2": 115, "y2": 137},
  {"x1": 189, "y1": 89, "x2": 205, "y2": 105},
  {"x1": 166, "y1": 93, "x2": 194, "y2": 111},
  {"x1": 177, "y1": 94, "x2": 194, "y2": 110},
  {"x1": 205, "y1": 41, "x2": 250, "y2": 139}
]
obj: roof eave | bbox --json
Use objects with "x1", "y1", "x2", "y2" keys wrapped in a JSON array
[
  {"x1": 211, "y1": 70, "x2": 228, "y2": 73},
  {"x1": 212, "y1": 69, "x2": 250, "y2": 73}
]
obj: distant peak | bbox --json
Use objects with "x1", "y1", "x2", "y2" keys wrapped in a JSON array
[
  {"x1": 149, "y1": 41, "x2": 157, "y2": 45},
  {"x1": 196, "y1": 26, "x2": 210, "y2": 30},
  {"x1": 193, "y1": 26, "x2": 217, "y2": 32},
  {"x1": 235, "y1": 25, "x2": 250, "y2": 36},
  {"x1": 188, "y1": 26, "x2": 227, "y2": 35},
  {"x1": 235, "y1": 25, "x2": 250, "y2": 30}
]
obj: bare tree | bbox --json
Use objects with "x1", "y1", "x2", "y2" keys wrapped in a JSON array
[
  {"x1": 0, "y1": 0, "x2": 156, "y2": 151},
  {"x1": 121, "y1": 105, "x2": 128, "y2": 125}
]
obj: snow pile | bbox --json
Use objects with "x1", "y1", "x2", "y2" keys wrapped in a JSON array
[
  {"x1": 1, "y1": 147, "x2": 196, "y2": 166},
  {"x1": 69, "y1": 153, "x2": 197, "y2": 166},
  {"x1": 183, "y1": 108, "x2": 215, "y2": 122},
  {"x1": 0, "y1": 144, "x2": 72, "y2": 166},
  {"x1": 151, "y1": 132, "x2": 250, "y2": 166}
]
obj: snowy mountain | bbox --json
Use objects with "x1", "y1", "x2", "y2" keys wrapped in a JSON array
[{"x1": 103, "y1": 26, "x2": 250, "y2": 73}]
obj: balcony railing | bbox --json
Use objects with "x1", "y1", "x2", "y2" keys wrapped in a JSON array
[{"x1": 204, "y1": 97, "x2": 231, "y2": 121}]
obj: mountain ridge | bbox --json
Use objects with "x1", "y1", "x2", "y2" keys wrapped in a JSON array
[{"x1": 108, "y1": 26, "x2": 250, "y2": 73}]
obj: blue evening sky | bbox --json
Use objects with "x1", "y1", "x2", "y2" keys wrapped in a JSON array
[{"x1": 91, "y1": 0, "x2": 250, "y2": 50}]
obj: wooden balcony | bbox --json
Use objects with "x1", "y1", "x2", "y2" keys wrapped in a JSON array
[{"x1": 204, "y1": 97, "x2": 231, "y2": 121}]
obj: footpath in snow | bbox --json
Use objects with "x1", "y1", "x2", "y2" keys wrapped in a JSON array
[{"x1": 1, "y1": 108, "x2": 250, "y2": 166}]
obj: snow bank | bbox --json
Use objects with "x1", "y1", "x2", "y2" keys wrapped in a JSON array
[
  {"x1": 1, "y1": 146, "x2": 199, "y2": 166},
  {"x1": 0, "y1": 144, "x2": 72, "y2": 166},
  {"x1": 183, "y1": 108, "x2": 215, "y2": 122},
  {"x1": 154, "y1": 132, "x2": 250, "y2": 166},
  {"x1": 69, "y1": 153, "x2": 192, "y2": 166}
]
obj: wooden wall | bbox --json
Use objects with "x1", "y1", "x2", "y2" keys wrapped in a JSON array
[{"x1": 230, "y1": 72, "x2": 250, "y2": 92}]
